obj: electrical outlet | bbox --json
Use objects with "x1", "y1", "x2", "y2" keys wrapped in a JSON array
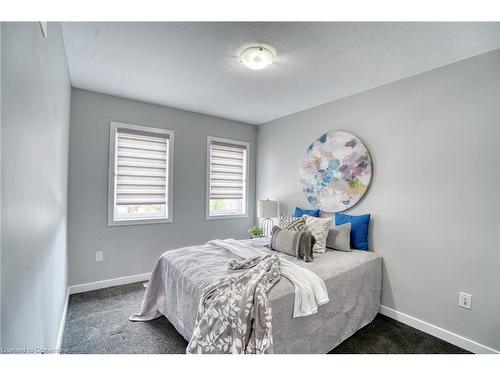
[
  {"x1": 95, "y1": 251, "x2": 104, "y2": 262},
  {"x1": 459, "y1": 292, "x2": 472, "y2": 310}
]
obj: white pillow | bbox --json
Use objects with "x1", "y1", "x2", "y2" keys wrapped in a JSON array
[
  {"x1": 304, "y1": 215, "x2": 333, "y2": 253},
  {"x1": 325, "y1": 223, "x2": 351, "y2": 252}
]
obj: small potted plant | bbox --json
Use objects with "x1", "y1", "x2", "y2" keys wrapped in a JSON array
[{"x1": 248, "y1": 225, "x2": 264, "y2": 239}]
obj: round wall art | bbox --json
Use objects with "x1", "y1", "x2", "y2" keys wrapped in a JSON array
[{"x1": 300, "y1": 130, "x2": 372, "y2": 212}]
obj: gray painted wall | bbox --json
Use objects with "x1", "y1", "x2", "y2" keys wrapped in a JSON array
[
  {"x1": 257, "y1": 50, "x2": 500, "y2": 351},
  {"x1": 68, "y1": 89, "x2": 257, "y2": 286},
  {"x1": 1, "y1": 22, "x2": 71, "y2": 351},
  {"x1": 0, "y1": 22, "x2": 3, "y2": 349}
]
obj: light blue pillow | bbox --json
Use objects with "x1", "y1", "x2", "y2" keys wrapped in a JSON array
[
  {"x1": 335, "y1": 212, "x2": 370, "y2": 251},
  {"x1": 294, "y1": 207, "x2": 320, "y2": 218}
]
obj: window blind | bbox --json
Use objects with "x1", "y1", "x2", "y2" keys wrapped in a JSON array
[
  {"x1": 209, "y1": 141, "x2": 246, "y2": 200},
  {"x1": 115, "y1": 129, "x2": 168, "y2": 205}
]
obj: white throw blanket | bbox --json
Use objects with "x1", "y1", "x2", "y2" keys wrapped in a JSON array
[{"x1": 207, "y1": 239, "x2": 329, "y2": 318}]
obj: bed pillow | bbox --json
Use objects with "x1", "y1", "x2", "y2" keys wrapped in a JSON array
[
  {"x1": 325, "y1": 223, "x2": 351, "y2": 252},
  {"x1": 277, "y1": 216, "x2": 305, "y2": 231},
  {"x1": 334, "y1": 213, "x2": 370, "y2": 251},
  {"x1": 294, "y1": 207, "x2": 320, "y2": 218},
  {"x1": 270, "y1": 226, "x2": 315, "y2": 262},
  {"x1": 304, "y1": 215, "x2": 333, "y2": 253}
]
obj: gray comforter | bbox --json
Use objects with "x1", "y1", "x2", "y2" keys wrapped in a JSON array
[{"x1": 130, "y1": 237, "x2": 382, "y2": 354}]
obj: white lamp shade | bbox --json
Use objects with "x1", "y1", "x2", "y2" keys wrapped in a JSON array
[{"x1": 257, "y1": 200, "x2": 278, "y2": 218}]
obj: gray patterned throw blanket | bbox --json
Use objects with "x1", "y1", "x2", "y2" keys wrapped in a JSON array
[{"x1": 186, "y1": 254, "x2": 281, "y2": 354}]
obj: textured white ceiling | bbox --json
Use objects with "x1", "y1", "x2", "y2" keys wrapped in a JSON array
[{"x1": 61, "y1": 22, "x2": 500, "y2": 124}]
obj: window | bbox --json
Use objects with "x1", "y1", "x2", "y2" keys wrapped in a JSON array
[
  {"x1": 108, "y1": 121, "x2": 174, "y2": 226},
  {"x1": 206, "y1": 136, "x2": 249, "y2": 219}
]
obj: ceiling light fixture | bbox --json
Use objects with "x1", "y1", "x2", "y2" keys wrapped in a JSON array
[{"x1": 238, "y1": 44, "x2": 276, "y2": 70}]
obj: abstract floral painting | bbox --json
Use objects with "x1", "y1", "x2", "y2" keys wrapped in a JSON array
[{"x1": 300, "y1": 131, "x2": 372, "y2": 212}]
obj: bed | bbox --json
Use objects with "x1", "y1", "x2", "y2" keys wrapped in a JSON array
[{"x1": 131, "y1": 237, "x2": 382, "y2": 354}]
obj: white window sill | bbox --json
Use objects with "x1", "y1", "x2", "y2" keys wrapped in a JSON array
[
  {"x1": 108, "y1": 217, "x2": 173, "y2": 227},
  {"x1": 205, "y1": 213, "x2": 248, "y2": 221}
]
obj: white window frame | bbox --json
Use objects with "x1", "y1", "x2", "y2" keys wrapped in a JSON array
[
  {"x1": 206, "y1": 136, "x2": 250, "y2": 220},
  {"x1": 108, "y1": 121, "x2": 174, "y2": 226}
]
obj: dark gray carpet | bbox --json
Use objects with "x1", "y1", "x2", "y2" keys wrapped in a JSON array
[{"x1": 61, "y1": 282, "x2": 470, "y2": 354}]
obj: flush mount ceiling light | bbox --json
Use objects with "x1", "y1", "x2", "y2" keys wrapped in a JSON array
[{"x1": 238, "y1": 43, "x2": 276, "y2": 70}]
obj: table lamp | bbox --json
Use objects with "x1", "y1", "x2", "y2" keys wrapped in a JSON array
[{"x1": 257, "y1": 199, "x2": 278, "y2": 237}]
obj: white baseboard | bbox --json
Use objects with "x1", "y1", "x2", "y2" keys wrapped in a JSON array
[
  {"x1": 379, "y1": 305, "x2": 499, "y2": 354},
  {"x1": 68, "y1": 272, "x2": 151, "y2": 295},
  {"x1": 55, "y1": 288, "x2": 69, "y2": 354}
]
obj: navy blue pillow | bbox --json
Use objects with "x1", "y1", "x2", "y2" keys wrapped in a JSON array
[
  {"x1": 335, "y1": 212, "x2": 371, "y2": 251},
  {"x1": 294, "y1": 207, "x2": 321, "y2": 218}
]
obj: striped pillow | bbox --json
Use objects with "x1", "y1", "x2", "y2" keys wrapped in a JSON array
[
  {"x1": 277, "y1": 216, "x2": 305, "y2": 231},
  {"x1": 270, "y1": 226, "x2": 315, "y2": 262}
]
